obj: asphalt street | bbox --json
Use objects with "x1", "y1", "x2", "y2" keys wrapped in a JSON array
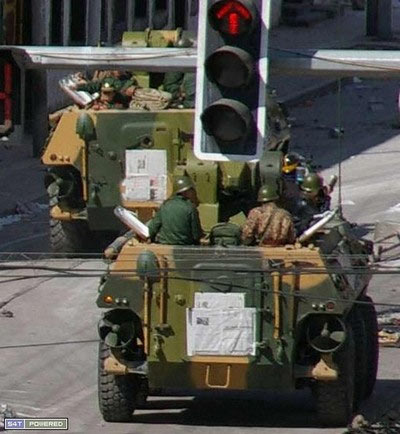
[{"x1": 1, "y1": 77, "x2": 400, "y2": 433}]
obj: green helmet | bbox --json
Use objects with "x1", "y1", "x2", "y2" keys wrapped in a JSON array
[
  {"x1": 173, "y1": 175, "x2": 195, "y2": 194},
  {"x1": 257, "y1": 180, "x2": 280, "y2": 203},
  {"x1": 301, "y1": 173, "x2": 323, "y2": 193}
]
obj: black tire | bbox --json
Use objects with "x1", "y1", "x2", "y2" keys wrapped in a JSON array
[
  {"x1": 50, "y1": 217, "x2": 92, "y2": 254},
  {"x1": 312, "y1": 326, "x2": 355, "y2": 427},
  {"x1": 98, "y1": 342, "x2": 139, "y2": 422},
  {"x1": 359, "y1": 295, "x2": 379, "y2": 398},
  {"x1": 348, "y1": 308, "x2": 367, "y2": 408}
]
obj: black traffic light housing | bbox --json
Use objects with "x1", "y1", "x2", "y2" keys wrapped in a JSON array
[{"x1": 194, "y1": 0, "x2": 269, "y2": 162}]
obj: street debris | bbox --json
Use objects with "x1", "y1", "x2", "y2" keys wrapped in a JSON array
[
  {"x1": 0, "y1": 309, "x2": 13, "y2": 318},
  {"x1": 344, "y1": 413, "x2": 400, "y2": 433},
  {"x1": 376, "y1": 310, "x2": 400, "y2": 347},
  {"x1": 15, "y1": 201, "x2": 48, "y2": 216},
  {"x1": 378, "y1": 330, "x2": 400, "y2": 347},
  {"x1": 329, "y1": 127, "x2": 344, "y2": 138},
  {"x1": 377, "y1": 310, "x2": 400, "y2": 326},
  {"x1": 0, "y1": 404, "x2": 17, "y2": 431},
  {"x1": 0, "y1": 201, "x2": 48, "y2": 230}
]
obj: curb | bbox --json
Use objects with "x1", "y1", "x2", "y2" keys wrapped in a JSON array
[{"x1": 281, "y1": 77, "x2": 353, "y2": 108}]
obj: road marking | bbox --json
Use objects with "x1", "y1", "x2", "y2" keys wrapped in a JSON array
[{"x1": 388, "y1": 203, "x2": 400, "y2": 213}]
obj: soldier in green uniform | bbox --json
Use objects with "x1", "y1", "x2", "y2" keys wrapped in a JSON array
[
  {"x1": 104, "y1": 176, "x2": 203, "y2": 259},
  {"x1": 74, "y1": 70, "x2": 137, "y2": 96},
  {"x1": 91, "y1": 82, "x2": 127, "y2": 110},
  {"x1": 148, "y1": 175, "x2": 203, "y2": 245},
  {"x1": 163, "y1": 37, "x2": 196, "y2": 109},
  {"x1": 294, "y1": 172, "x2": 332, "y2": 235},
  {"x1": 241, "y1": 179, "x2": 296, "y2": 246},
  {"x1": 298, "y1": 173, "x2": 331, "y2": 214},
  {"x1": 163, "y1": 72, "x2": 196, "y2": 108}
]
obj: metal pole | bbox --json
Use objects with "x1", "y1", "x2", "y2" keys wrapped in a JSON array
[
  {"x1": 62, "y1": 0, "x2": 71, "y2": 46},
  {"x1": 377, "y1": 0, "x2": 392, "y2": 40},
  {"x1": 87, "y1": 0, "x2": 102, "y2": 46},
  {"x1": 366, "y1": 0, "x2": 378, "y2": 36}
]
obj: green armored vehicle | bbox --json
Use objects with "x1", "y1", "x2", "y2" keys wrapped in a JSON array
[
  {"x1": 96, "y1": 203, "x2": 378, "y2": 426},
  {"x1": 92, "y1": 3, "x2": 377, "y2": 426},
  {"x1": 41, "y1": 29, "x2": 290, "y2": 253}
]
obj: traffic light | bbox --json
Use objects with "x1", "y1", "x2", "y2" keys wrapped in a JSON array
[{"x1": 194, "y1": 0, "x2": 269, "y2": 162}]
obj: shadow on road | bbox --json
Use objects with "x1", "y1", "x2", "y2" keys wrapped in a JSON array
[{"x1": 128, "y1": 378, "x2": 400, "y2": 429}]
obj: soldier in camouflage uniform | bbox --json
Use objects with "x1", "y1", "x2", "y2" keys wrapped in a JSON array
[
  {"x1": 148, "y1": 175, "x2": 203, "y2": 245},
  {"x1": 241, "y1": 179, "x2": 296, "y2": 246}
]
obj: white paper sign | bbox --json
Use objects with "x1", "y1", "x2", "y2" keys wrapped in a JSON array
[
  {"x1": 122, "y1": 150, "x2": 167, "y2": 202},
  {"x1": 194, "y1": 292, "x2": 245, "y2": 309},
  {"x1": 186, "y1": 307, "x2": 256, "y2": 356}
]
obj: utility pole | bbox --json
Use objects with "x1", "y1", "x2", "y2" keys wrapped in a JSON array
[{"x1": 366, "y1": 0, "x2": 392, "y2": 40}]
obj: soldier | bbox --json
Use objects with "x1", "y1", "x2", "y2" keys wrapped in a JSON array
[
  {"x1": 90, "y1": 82, "x2": 127, "y2": 110},
  {"x1": 73, "y1": 70, "x2": 137, "y2": 96},
  {"x1": 163, "y1": 37, "x2": 196, "y2": 109},
  {"x1": 104, "y1": 176, "x2": 203, "y2": 259},
  {"x1": 299, "y1": 172, "x2": 331, "y2": 214},
  {"x1": 148, "y1": 175, "x2": 203, "y2": 245},
  {"x1": 294, "y1": 172, "x2": 333, "y2": 235},
  {"x1": 241, "y1": 180, "x2": 296, "y2": 246}
]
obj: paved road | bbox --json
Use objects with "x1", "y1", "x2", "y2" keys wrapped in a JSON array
[{"x1": 1, "y1": 78, "x2": 400, "y2": 433}]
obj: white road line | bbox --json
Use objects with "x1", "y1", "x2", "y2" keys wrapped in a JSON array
[{"x1": 387, "y1": 203, "x2": 400, "y2": 213}]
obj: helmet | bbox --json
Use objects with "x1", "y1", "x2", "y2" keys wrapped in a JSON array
[
  {"x1": 175, "y1": 37, "x2": 193, "y2": 48},
  {"x1": 173, "y1": 175, "x2": 195, "y2": 194},
  {"x1": 101, "y1": 81, "x2": 115, "y2": 93},
  {"x1": 282, "y1": 153, "x2": 300, "y2": 174},
  {"x1": 301, "y1": 173, "x2": 324, "y2": 194},
  {"x1": 257, "y1": 180, "x2": 280, "y2": 203}
]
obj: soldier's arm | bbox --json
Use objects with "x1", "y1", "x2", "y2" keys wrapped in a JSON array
[
  {"x1": 190, "y1": 208, "x2": 204, "y2": 244},
  {"x1": 76, "y1": 81, "x2": 101, "y2": 94},
  {"x1": 285, "y1": 217, "x2": 297, "y2": 244},
  {"x1": 241, "y1": 210, "x2": 258, "y2": 246},
  {"x1": 147, "y1": 211, "x2": 162, "y2": 242},
  {"x1": 104, "y1": 229, "x2": 136, "y2": 259}
]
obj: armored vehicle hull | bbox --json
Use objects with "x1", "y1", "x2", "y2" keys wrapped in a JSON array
[
  {"x1": 96, "y1": 218, "x2": 377, "y2": 427},
  {"x1": 42, "y1": 96, "x2": 289, "y2": 253}
]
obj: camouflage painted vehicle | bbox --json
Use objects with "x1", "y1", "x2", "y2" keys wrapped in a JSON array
[
  {"x1": 41, "y1": 29, "x2": 290, "y2": 254},
  {"x1": 96, "y1": 171, "x2": 378, "y2": 426}
]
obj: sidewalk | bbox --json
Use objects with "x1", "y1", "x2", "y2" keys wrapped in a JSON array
[
  {"x1": 1, "y1": 6, "x2": 400, "y2": 217},
  {"x1": 270, "y1": 6, "x2": 400, "y2": 104},
  {"x1": 0, "y1": 136, "x2": 45, "y2": 217}
]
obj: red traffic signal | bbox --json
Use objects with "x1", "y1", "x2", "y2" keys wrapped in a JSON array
[{"x1": 209, "y1": 0, "x2": 257, "y2": 36}]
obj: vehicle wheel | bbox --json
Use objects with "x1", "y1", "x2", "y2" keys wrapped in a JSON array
[
  {"x1": 136, "y1": 378, "x2": 149, "y2": 408},
  {"x1": 359, "y1": 295, "x2": 379, "y2": 398},
  {"x1": 98, "y1": 342, "x2": 139, "y2": 422},
  {"x1": 312, "y1": 325, "x2": 355, "y2": 427},
  {"x1": 50, "y1": 217, "x2": 92, "y2": 254},
  {"x1": 348, "y1": 308, "x2": 367, "y2": 408},
  {"x1": 351, "y1": 0, "x2": 365, "y2": 10}
]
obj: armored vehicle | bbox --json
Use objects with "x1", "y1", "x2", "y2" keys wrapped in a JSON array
[
  {"x1": 96, "y1": 203, "x2": 378, "y2": 427},
  {"x1": 41, "y1": 29, "x2": 290, "y2": 254}
]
